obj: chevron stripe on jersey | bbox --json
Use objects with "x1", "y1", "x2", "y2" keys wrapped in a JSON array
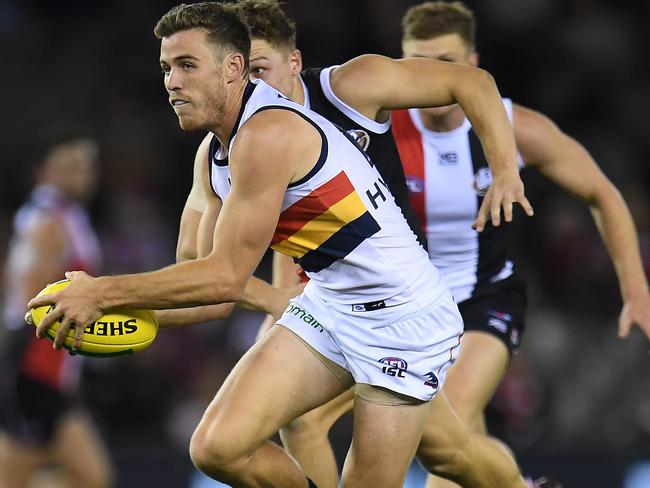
[{"x1": 271, "y1": 171, "x2": 380, "y2": 272}]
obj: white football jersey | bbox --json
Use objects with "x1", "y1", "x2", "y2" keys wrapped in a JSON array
[
  {"x1": 392, "y1": 100, "x2": 524, "y2": 302},
  {"x1": 209, "y1": 80, "x2": 444, "y2": 305}
]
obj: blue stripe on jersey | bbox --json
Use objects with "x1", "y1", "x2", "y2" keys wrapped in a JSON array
[{"x1": 298, "y1": 211, "x2": 381, "y2": 273}]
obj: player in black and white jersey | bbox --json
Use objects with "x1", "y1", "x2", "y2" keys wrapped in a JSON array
[
  {"x1": 30, "y1": 3, "x2": 536, "y2": 488},
  {"x1": 393, "y1": 3, "x2": 650, "y2": 488}
]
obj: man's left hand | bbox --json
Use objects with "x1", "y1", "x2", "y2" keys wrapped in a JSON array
[
  {"x1": 473, "y1": 172, "x2": 534, "y2": 232},
  {"x1": 618, "y1": 294, "x2": 650, "y2": 341},
  {"x1": 27, "y1": 271, "x2": 103, "y2": 350}
]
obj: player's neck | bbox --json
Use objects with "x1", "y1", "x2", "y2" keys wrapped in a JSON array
[
  {"x1": 291, "y1": 75, "x2": 306, "y2": 106},
  {"x1": 211, "y1": 79, "x2": 249, "y2": 150},
  {"x1": 418, "y1": 105, "x2": 466, "y2": 133}
]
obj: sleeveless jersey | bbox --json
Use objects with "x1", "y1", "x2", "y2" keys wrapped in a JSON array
[
  {"x1": 391, "y1": 100, "x2": 524, "y2": 303},
  {"x1": 3, "y1": 184, "x2": 101, "y2": 390},
  {"x1": 209, "y1": 80, "x2": 442, "y2": 305},
  {"x1": 300, "y1": 67, "x2": 427, "y2": 250}
]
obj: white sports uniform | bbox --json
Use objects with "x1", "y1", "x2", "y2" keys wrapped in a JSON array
[
  {"x1": 208, "y1": 80, "x2": 462, "y2": 401},
  {"x1": 392, "y1": 102, "x2": 528, "y2": 353},
  {"x1": 392, "y1": 101, "x2": 525, "y2": 302}
]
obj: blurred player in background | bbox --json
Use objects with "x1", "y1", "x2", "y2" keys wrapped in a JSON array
[
  {"x1": 0, "y1": 126, "x2": 112, "y2": 488},
  {"x1": 391, "y1": 2, "x2": 650, "y2": 487}
]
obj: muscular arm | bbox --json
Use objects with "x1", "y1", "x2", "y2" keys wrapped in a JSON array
[
  {"x1": 33, "y1": 110, "x2": 318, "y2": 342},
  {"x1": 189, "y1": 136, "x2": 300, "y2": 318},
  {"x1": 330, "y1": 54, "x2": 532, "y2": 229},
  {"x1": 155, "y1": 135, "x2": 235, "y2": 327},
  {"x1": 157, "y1": 134, "x2": 295, "y2": 327},
  {"x1": 176, "y1": 135, "x2": 209, "y2": 262},
  {"x1": 514, "y1": 104, "x2": 650, "y2": 340}
]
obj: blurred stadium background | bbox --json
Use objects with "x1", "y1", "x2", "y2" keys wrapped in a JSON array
[{"x1": 1, "y1": 0, "x2": 649, "y2": 486}]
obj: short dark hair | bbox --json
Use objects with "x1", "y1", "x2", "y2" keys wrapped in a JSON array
[
  {"x1": 232, "y1": 0, "x2": 296, "y2": 50},
  {"x1": 154, "y1": 2, "x2": 251, "y2": 72},
  {"x1": 402, "y1": 1, "x2": 476, "y2": 50},
  {"x1": 31, "y1": 123, "x2": 94, "y2": 168}
]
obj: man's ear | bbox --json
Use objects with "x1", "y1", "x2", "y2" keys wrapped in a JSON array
[
  {"x1": 469, "y1": 51, "x2": 479, "y2": 67},
  {"x1": 289, "y1": 48, "x2": 303, "y2": 75},
  {"x1": 224, "y1": 52, "x2": 247, "y2": 81}
]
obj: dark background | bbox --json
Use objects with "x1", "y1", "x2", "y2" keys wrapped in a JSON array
[{"x1": 1, "y1": 1, "x2": 649, "y2": 486}]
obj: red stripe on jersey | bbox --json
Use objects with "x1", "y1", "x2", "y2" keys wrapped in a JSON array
[
  {"x1": 20, "y1": 335, "x2": 69, "y2": 391},
  {"x1": 271, "y1": 171, "x2": 355, "y2": 245},
  {"x1": 391, "y1": 110, "x2": 426, "y2": 237}
]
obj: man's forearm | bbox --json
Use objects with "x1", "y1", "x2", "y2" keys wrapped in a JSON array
[
  {"x1": 590, "y1": 189, "x2": 649, "y2": 301},
  {"x1": 156, "y1": 303, "x2": 235, "y2": 328},
  {"x1": 453, "y1": 69, "x2": 518, "y2": 175},
  {"x1": 238, "y1": 276, "x2": 289, "y2": 318},
  {"x1": 96, "y1": 257, "x2": 240, "y2": 311}
]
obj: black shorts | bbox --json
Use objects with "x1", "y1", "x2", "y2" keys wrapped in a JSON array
[
  {"x1": 457, "y1": 275, "x2": 527, "y2": 355},
  {"x1": 0, "y1": 327, "x2": 78, "y2": 446}
]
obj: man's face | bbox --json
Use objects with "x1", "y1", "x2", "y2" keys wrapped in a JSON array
[
  {"x1": 249, "y1": 39, "x2": 299, "y2": 98},
  {"x1": 160, "y1": 28, "x2": 227, "y2": 131},
  {"x1": 43, "y1": 140, "x2": 99, "y2": 202},
  {"x1": 402, "y1": 33, "x2": 477, "y2": 119}
]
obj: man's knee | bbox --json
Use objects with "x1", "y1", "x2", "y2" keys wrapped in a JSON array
[
  {"x1": 189, "y1": 422, "x2": 248, "y2": 477},
  {"x1": 281, "y1": 410, "x2": 330, "y2": 446},
  {"x1": 417, "y1": 433, "x2": 474, "y2": 479}
]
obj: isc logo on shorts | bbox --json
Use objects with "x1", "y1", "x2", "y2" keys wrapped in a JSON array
[{"x1": 379, "y1": 357, "x2": 408, "y2": 378}]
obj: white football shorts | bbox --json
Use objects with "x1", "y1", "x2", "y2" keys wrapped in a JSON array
[{"x1": 277, "y1": 284, "x2": 463, "y2": 402}]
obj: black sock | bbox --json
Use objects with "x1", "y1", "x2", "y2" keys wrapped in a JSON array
[{"x1": 307, "y1": 478, "x2": 318, "y2": 488}]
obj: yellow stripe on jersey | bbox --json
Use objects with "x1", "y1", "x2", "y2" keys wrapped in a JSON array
[{"x1": 271, "y1": 191, "x2": 367, "y2": 257}]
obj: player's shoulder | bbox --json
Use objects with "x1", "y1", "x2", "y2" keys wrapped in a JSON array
[
  {"x1": 232, "y1": 109, "x2": 323, "y2": 177},
  {"x1": 16, "y1": 198, "x2": 63, "y2": 228},
  {"x1": 512, "y1": 103, "x2": 560, "y2": 140},
  {"x1": 242, "y1": 106, "x2": 319, "y2": 144},
  {"x1": 330, "y1": 54, "x2": 392, "y2": 86},
  {"x1": 198, "y1": 132, "x2": 213, "y2": 148},
  {"x1": 513, "y1": 103, "x2": 554, "y2": 127},
  {"x1": 196, "y1": 132, "x2": 213, "y2": 159},
  {"x1": 16, "y1": 208, "x2": 67, "y2": 251}
]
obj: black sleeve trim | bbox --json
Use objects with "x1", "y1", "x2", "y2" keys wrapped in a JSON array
[{"x1": 251, "y1": 105, "x2": 328, "y2": 189}]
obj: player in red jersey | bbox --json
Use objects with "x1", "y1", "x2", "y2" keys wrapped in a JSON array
[{"x1": 0, "y1": 125, "x2": 112, "y2": 488}]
